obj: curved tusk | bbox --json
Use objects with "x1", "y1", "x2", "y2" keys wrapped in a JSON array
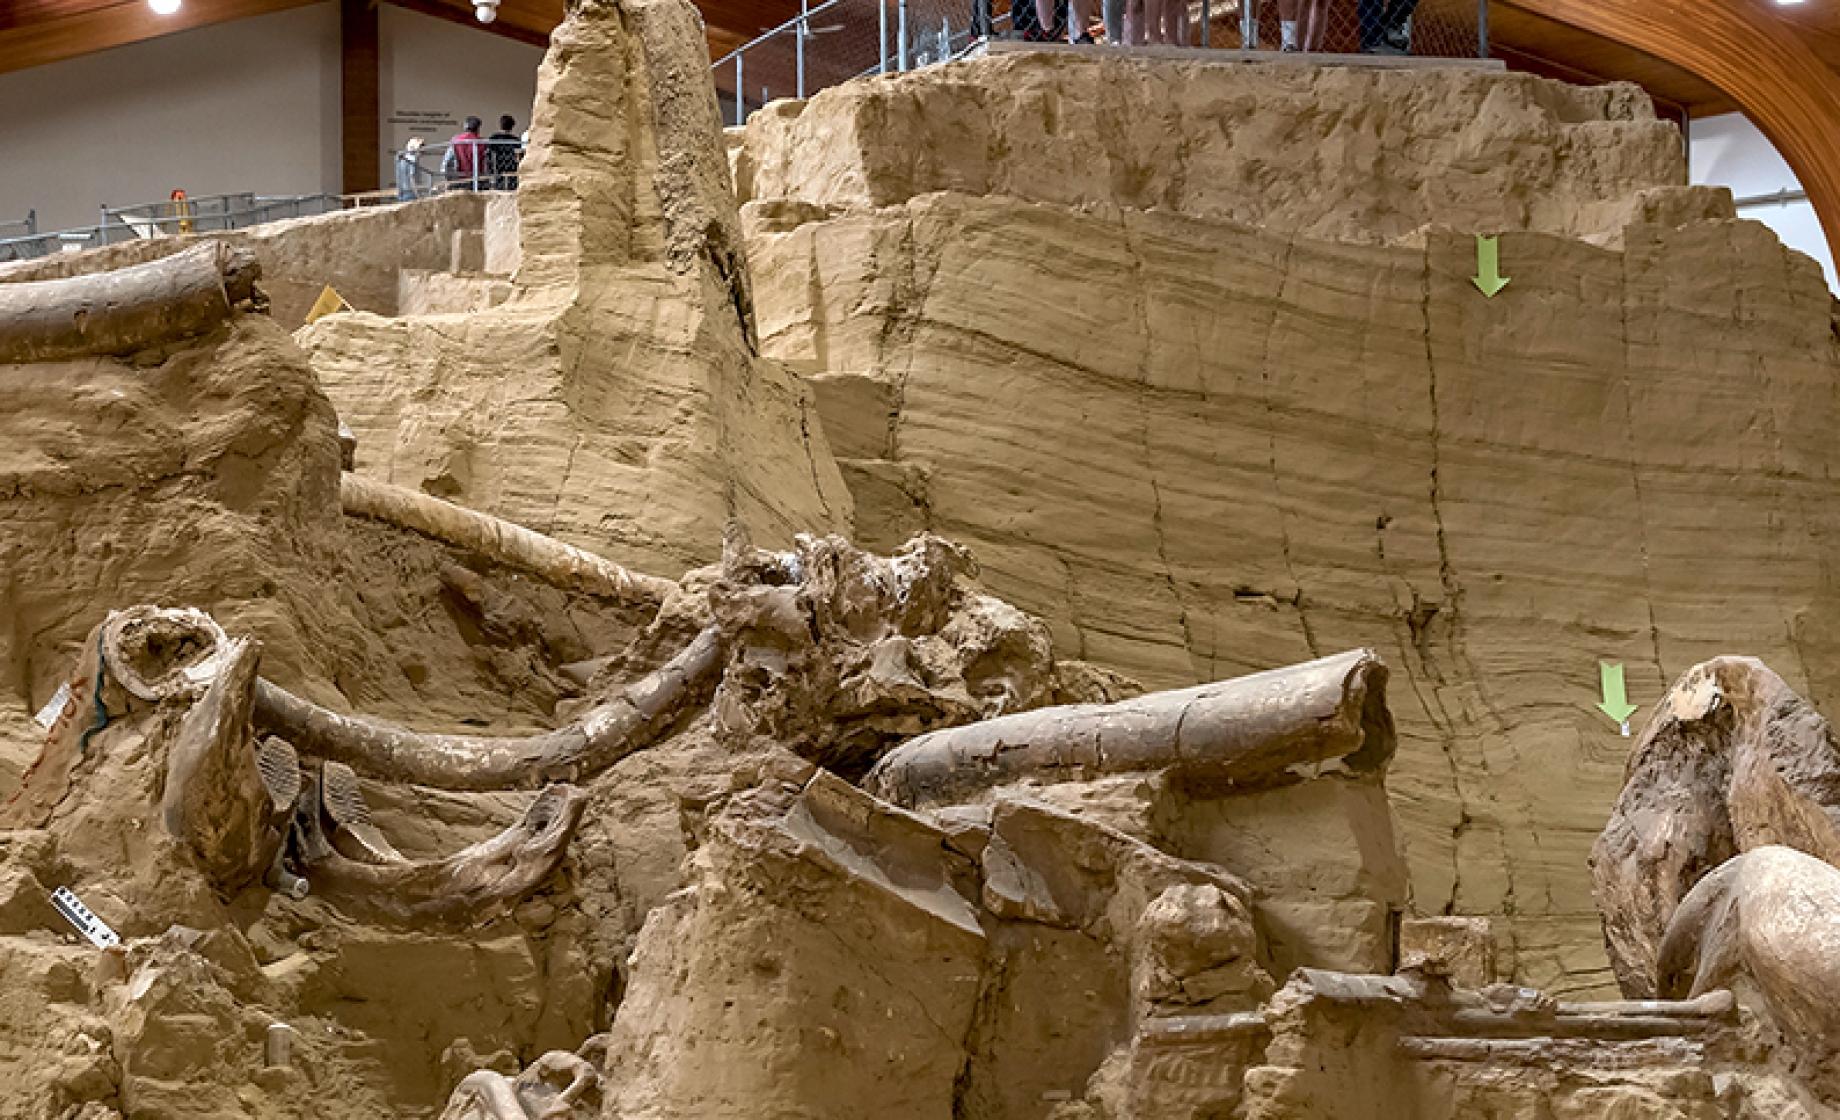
[{"x1": 253, "y1": 627, "x2": 724, "y2": 790}]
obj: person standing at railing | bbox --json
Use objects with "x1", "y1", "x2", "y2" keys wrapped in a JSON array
[
  {"x1": 442, "y1": 117, "x2": 486, "y2": 190},
  {"x1": 396, "y1": 137, "x2": 431, "y2": 201},
  {"x1": 487, "y1": 115, "x2": 523, "y2": 191}
]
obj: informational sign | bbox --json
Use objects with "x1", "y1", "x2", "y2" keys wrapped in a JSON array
[{"x1": 50, "y1": 886, "x2": 121, "y2": 950}]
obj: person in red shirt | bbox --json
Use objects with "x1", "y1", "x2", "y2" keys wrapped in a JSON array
[{"x1": 442, "y1": 117, "x2": 484, "y2": 189}]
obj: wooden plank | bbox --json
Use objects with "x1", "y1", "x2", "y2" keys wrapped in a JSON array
[{"x1": 342, "y1": 0, "x2": 382, "y2": 193}]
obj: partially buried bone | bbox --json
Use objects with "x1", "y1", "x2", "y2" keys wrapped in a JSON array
[
  {"x1": 1655, "y1": 845, "x2": 1840, "y2": 1096},
  {"x1": 160, "y1": 637, "x2": 297, "y2": 890},
  {"x1": 438, "y1": 1036, "x2": 607, "y2": 1119},
  {"x1": 290, "y1": 766, "x2": 586, "y2": 922},
  {"x1": 339, "y1": 473, "x2": 678, "y2": 607},
  {"x1": 1591, "y1": 656, "x2": 1840, "y2": 997},
  {"x1": 863, "y1": 648, "x2": 1392, "y2": 808},
  {"x1": 0, "y1": 242, "x2": 260, "y2": 363},
  {"x1": 251, "y1": 625, "x2": 723, "y2": 790}
]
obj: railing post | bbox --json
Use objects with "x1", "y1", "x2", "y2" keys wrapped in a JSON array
[
  {"x1": 736, "y1": 54, "x2": 745, "y2": 123},
  {"x1": 796, "y1": 0, "x2": 807, "y2": 98},
  {"x1": 941, "y1": 15, "x2": 951, "y2": 59},
  {"x1": 975, "y1": 0, "x2": 989, "y2": 41},
  {"x1": 25, "y1": 209, "x2": 34, "y2": 236},
  {"x1": 897, "y1": 0, "x2": 909, "y2": 70},
  {"x1": 880, "y1": 0, "x2": 890, "y2": 73},
  {"x1": 1477, "y1": 0, "x2": 1488, "y2": 57},
  {"x1": 1201, "y1": 0, "x2": 1209, "y2": 46},
  {"x1": 1239, "y1": 0, "x2": 1256, "y2": 49}
]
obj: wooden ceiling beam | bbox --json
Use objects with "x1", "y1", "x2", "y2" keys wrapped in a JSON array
[{"x1": 0, "y1": 0, "x2": 321, "y2": 75}]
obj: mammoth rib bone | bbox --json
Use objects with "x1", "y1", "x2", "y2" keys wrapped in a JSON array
[
  {"x1": 295, "y1": 775, "x2": 587, "y2": 921},
  {"x1": 864, "y1": 648, "x2": 1392, "y2": 809},
  {"x1": 339, "y1": 473, "x2": 679, "y2": 608},
  {"x1": 0, "y1": 242, "x2": 260, "y2": 364},
  {"x1": 252, "y1": 627, "x2": 724, "y2": 791}
]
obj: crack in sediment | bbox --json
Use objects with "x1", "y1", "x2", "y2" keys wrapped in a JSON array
[
  {"x1": 1259, "y1": 234, "x2": 1320, "y2": 659},
  {"x1": 1615, "y1": 248, "x2": 1667, "y2": 692},
  {"x1": 1119, "y1": 212, "x2": 1204, "y2": 680}
]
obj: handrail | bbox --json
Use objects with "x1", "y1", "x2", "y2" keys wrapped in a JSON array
[{"x1": 712, "y1": 0, "x2": 852, "y2": 67}]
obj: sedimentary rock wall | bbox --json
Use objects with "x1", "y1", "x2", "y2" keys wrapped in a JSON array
[
  {"x1": 298, "y1": 0, "x2": 851, "y2": 578},
  {"x1": 742, "y1": 57, "x2": 1840, "y2": 993}
]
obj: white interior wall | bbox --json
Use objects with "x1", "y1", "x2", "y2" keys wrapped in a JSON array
[
  {"x1": 0, "y1": 4, "x2": 342, "y2": 234},
  {"x1": 0, "y1": 3, "x2": 543, "y2": 235},
  {"x1": 379, "y1": 6, "x2": 544, "y2": 183},
  {"x1": 1691, "y1": 112, "x2": 1837, "y2": 292}
]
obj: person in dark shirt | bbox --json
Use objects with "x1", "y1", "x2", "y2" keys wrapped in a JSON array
[{"x1": 487, "y1": 114, "x2": 524, "y2": 191}]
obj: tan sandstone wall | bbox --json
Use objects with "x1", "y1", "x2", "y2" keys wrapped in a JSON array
[
  {"x1": 0, "y1": 192, "x2": 490, "y2": 328},
  {"x1": 741, "y1": 56, "x2": 1840, "y2": 995}
]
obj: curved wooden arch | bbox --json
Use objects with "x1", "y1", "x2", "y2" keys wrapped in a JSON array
[{"x1": 1511, "y1": 0, "x2": 1840, "y2": 265}]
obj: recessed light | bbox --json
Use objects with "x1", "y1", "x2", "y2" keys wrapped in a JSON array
[
  {"x1": 1777, "y1": 0, "x2": 1808, "y2": 6},
  {"x1": 148, "y1": 0, "x2": 181, "y2": 13}
]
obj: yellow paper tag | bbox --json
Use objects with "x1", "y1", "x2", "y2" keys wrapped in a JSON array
[{"x1": 304, "y1": 284, "x2": 352, "y2": 324}]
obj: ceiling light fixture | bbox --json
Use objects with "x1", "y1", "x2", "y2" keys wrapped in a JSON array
[
  {"x1": 148, "y1": 0, "x2": 182, "y2": 13},
  {"x1": 1777, "y1": 0, "x2": 1808, "y2": 6},
  {"x1": 475, "y1": 0, "x2": 499, "y2": 21}
]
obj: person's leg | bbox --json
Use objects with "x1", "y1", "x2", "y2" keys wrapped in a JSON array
[
  {"x1": 1279, "y1": 0, "x2": 1299, "y2": 49},
  {"x1": 1169, "y1": 0, "x2": 1189, "y2": 45},
  {"x1": 1033, "y1": 0, "x2": 1055, "y2": 37},
  {"x1": 1356, "y1": 0, "x2": 1383, "y2": 49},
  {"x1": 1124, "y1": 0, "x2": 1142, "y2": 43},
  {"x1": 1069, "y1": 0, "x2": 1094, "y2": 41},
  {"x1": 1384, "y1": 0, "x2": 1418, "y2": 47},
  {"x1": 1103, "y1": 0, "x2": 1124, "y2": 42},
  {"x1": 1302, "y1": 0, "x2": 1327, "y2": 49}
]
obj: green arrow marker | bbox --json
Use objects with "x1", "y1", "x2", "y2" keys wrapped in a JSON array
[
  {"x1": 1597, "y1": 661, "x2": 1638, "y2": 734},
  {"x1": 1472, "y1": 234, "x2": 1510, "y2": 298}
]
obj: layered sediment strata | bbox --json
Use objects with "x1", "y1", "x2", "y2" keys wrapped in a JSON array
[
  {"x1": 740, "y1": 57, "x2": 1840, "y2": 993},
  {"x1": 299, "y1": 0, "x2": 851, "y2": 577}
]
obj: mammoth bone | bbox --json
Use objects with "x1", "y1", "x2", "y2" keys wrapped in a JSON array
[
  {"x1": 4, "y1": 607, "x2": 591, "y2": 920},
  {"x1": 251, "y1": 624, "x2": 723, "y2": 791},
  {"x1": 864, "y1": 648, "x2": 1392, "y2": 809},
  {"x1": 0, "y1": 242, "x2": 260, "y2": 364},
  {"x1": 1591, "y1": 656, "x2": 1840, "y2": 998}
]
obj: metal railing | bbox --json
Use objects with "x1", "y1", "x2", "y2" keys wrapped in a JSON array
[
  {"x1": 0, "y1": 138, "x2": 528, "y2": 263},
  {"x1": 714, "y1": 0, "x2": 1489, "y2": 125},
  {"x1": 391, "y1": 137, "x2": 527, "y2": 201}
]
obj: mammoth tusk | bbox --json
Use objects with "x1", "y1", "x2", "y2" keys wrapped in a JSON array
[
  {"x1": 0, "y1": 242, "x2": 260, "y2": 363},
  {"x1": 252, "y1": 627, "x2": 724, "y2": 791},
  {"x1": 295, "y1": 776, "x2": 587, "y2": 922},
  {"x1": 864, "y1": 648, "x2": 1393, "y2": 809},
  {"x1": 161, "y1": 637, "x2": 295, "y2": 890},
  {"x1": 339, "y1": 473, "x2": 679, "y2": 608}
]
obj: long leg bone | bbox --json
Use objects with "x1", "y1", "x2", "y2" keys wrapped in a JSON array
[
  {"x1": 864, "y1": 648, "x2": 1392, "y2": 808},
  {"x1": 251, "y1": 626, "x2": 723, "y2": 791},
  {"x1": 0, "y1": 242, "x2": 260, "y2": 363}
]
